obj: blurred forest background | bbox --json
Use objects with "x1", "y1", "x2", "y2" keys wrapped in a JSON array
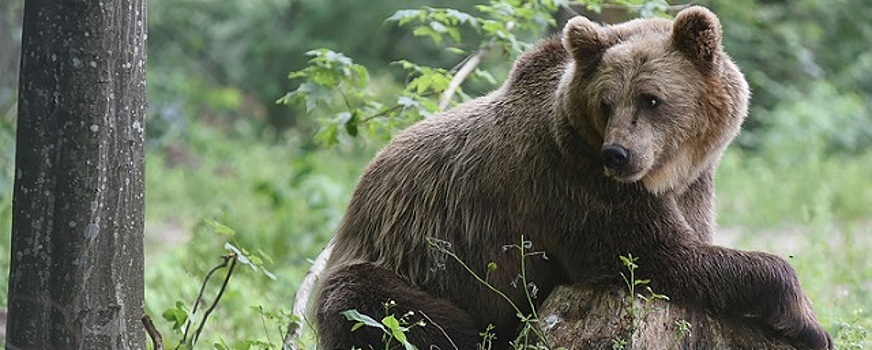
[{"x1": 1, "y1": 0, "x2": 871, "y2": 348}]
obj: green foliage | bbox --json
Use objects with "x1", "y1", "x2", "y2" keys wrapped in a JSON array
[
  {"x1": 751, "y1": 81, "x2": 871, "y2": 156},
  {"x1": 0, "y1": 0, "x2": 23, "y2": 117},
  {"x1": 672, "y1": 320, "x2": 692, "y2": 347},
  {"x1": 162, "y1": 301, "x2": 191, "y2": 332},
  {"x1": 279, "y1": 0, "x2": 565, "y2": 147},
  {"x1": 580, "y1": 0, "x2": 670, "y2": 18},
  {"x1": 480, "y1": 324, "x2": 498, "y2": 350},
  {"x1": 141, "y1": 124, "x2": 368, "y2": 347},
  {"x1": 611, "y1": 337, "x2": 628, "y2": 350},
  {"x1": 341, "y1": 301, "x2": 422, "y2": 350},
  {"x1": 614, "y1": 254, "x2": 670, "y2": 348},
  {"x1": 151, "y1": 221, "x2": 299, "y2": 350},
  {"x1": 832, "y1": 309, "x2": 870, "y2": 350},
  {"x1": 702, "y1": 0, "x2": 872, "y2": 148},
  {"x1": 388, "y1": 8, "x2": 479, "y2": 45},
  {"x1": 388, "y1": 0, "x2": 564, "y2": 54},
  {"x1": 0, "y1": 106, "x2": 14, "y2": 308}
]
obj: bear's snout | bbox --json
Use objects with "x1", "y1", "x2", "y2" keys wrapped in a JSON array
[
  {"x1": 601, "y1": 144, "x2": 630, "y2": 170},
  {"x1": 600, "y1": 145, "x2": 630, "y2": 170}
]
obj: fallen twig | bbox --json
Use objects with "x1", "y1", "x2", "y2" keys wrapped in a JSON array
[
  {"x1": 437, "y1": 21, "x2": 516, "y2": 111},
  {"x1": 142, "y1": 315, "x2": 164, "y2": 350},
  {"x1": 283, "y1": 239, "x2": 335, "y2": 350}
]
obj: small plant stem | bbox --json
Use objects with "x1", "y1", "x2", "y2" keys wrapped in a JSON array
[
  {"x1": 432, "y1": 242, "x2": 526, "y2": 321},
  {"x1": 518, "y1": 235, "x2": 539, "y2": 321},
  {"x1": 176, "y1": 255, "x2": 231, "y2": 350},
  {"x1": 336, "y1": 84, "x2": 354, "y2": 112},
  {"x1": 259, "y1": 307, "x2": 273, "y2": 348},
  {"x1": 358, "y1": 103, "x2": 405, "y2": 124},
  {"x1": 517, "y1": 235, "x2": 549, "y2": 345},
  {"x1": 192, "y1": 255, "x2": 238, "y2": 346},
  {"x1": 431, "y1": 237, "x2": 549, "y2": 345},
  {"x1": 419, "y1": 310, "x2": 460, "y2": 350}
]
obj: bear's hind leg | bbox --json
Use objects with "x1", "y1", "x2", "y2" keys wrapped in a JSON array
[{"x1": 316, "y1": 262, "x2": 481, "y2": 350}]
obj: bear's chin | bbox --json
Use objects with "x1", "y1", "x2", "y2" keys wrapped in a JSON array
[
  {"x1": 604, "y1": 168, "x2": 648, "y2": 185},
  {"x1": 641, "y1": 164, "x2": 692, "y2": 195},
  {"x1": 604, "y1": 166, "x2": 688, "y2": 195}
]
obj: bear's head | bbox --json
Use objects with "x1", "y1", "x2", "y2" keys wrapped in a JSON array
[{"x1": 555, "y1": 6, "x2": 749, "y2": 195}]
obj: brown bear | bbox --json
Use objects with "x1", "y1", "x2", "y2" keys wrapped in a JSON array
[{"x1": 314, "y1": 6, "x2": 831, "y2": 350}]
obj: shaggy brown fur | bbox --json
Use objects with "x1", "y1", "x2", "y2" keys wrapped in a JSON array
[{"x1": 315, "y1": 7, "x2": 831, "y2": 350}]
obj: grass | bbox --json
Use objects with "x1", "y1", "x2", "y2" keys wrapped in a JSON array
[
  {"x1": 715, "y1": 144, "x2": 872, "y2": 349},
  {"x1": 142, "y1": 126, "x2": 375, "y2": 348}
]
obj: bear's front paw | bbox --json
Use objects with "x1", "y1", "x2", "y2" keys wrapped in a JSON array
[
  {"x1": 786, "y1": 321, "x2": 832, "y2": 350},
  {"x1": 766, "y1": 301, "x2": 832, "y2": 350},
  {"x1": 753, "y1": 255, "x2": 832, "y2": 349}
]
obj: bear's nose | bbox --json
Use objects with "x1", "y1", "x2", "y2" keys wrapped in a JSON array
[{"x1": 601, "y1": 145, "x2": 630, "y2": 169}]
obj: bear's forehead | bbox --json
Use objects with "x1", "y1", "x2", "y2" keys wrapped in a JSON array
[
  {"x1": 604, "y1": 31, "x2": 672, "y2": 61},
  {"x1": 599, "y1": 35, "x2": 694, "y2": 77},
  {"x1": 592, "y1": 39, "x2": 702, "y2": 99}
]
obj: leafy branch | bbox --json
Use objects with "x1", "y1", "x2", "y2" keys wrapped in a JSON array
[
  {"x1": 278, "y1": 0, "x2": 564, "y2": 146},
  {"x1": 155, "y1": 220, "x2": 278, "y2": 350}
]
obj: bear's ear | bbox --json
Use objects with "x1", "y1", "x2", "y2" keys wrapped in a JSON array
[
  {"x1": 672, "y1": 6, "x2": 722, "y2": 74},
  {"x1": 563, "y1": 16, "x2": 610, "y2": 69}
]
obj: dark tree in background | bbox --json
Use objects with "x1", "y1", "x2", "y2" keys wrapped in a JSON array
[{"x1": 6, "y1": 0, "x2": 147, "y2": 348}]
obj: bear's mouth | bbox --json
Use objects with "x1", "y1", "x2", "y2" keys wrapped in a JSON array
[{"x1": 603, "y1": 167, "x2": 647, "y2": 183}]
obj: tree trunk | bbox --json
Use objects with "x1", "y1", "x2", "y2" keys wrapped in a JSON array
[
  {"x1": 540, "y1": 285, "x2": 797, "y2": 349},
  {"x1": 6, "y1": 0, "x2": 147, "y2": 348}
]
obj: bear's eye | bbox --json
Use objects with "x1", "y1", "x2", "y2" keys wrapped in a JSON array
[
  {"x1": 599, "y1": 101, "x2": 612, "y2": 125},
  {"x1": 640, "y1": 94, "x2": 661, "y2": 109},
  {"x1": 599, "y1": 101, "x2": 612, "y2": 119}
]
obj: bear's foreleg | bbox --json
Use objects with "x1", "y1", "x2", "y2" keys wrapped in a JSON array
[
  {"x1": 315, "y1": 262, "x2": 481, "y2": 350},
  {"x1": 645, "y1": 245, "x2": 832, "y2": 350}
]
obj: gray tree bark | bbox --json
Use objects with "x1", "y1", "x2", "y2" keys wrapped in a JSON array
[
  {"x1": 6, "y1": 0, "x2": 147, "y2": 348},
  {"x1": 540, "y1": 285, "x2": 797, "y2": 350}
]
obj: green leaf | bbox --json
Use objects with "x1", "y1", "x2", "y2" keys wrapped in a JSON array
[
  {"x1": 412, "y1": 26, "x2": 442, "y2": 44},
  {"x1": 382, "y1": 315, "x2": 400, "y2": 330},
  {"x1": 337, "y1": 112, "x2": 359, "y2": 137},
  {"x1": 255, "y1": 249, "x2": 274, "y2": 265},
  {"x1": 473, "y1": 69, "x2": 498, "y2": 86},
  {"x1": 314, "y1": 123, "x2": 339, "y2": 146},
  {"x1": 446, "y1": 47, "x2": 467, "y2": 55},
  {"x1": 445, "y1": 9, "x2": 476, "y2": 25},
  {"x1": 248, "y1": 254, "x2": 263, "y2": 266},
  {"x1": 161, "y1": 301, "x2": 190, "y2": 331},
  {"x1": 225, "y1": 242, "x2": 258, "y2": 273},
  {"x1": 428, "y1": 21, "x2": 447, "y2": 33},
  {"x1": 397, "y1": 96, "x2": 419, "y2": 108},
  {"x1": 207, "y1": 219, "x2": 237, "y2": 236},
  {"x1": 386, "y1": 9, "x2": 423, "y2": 26},
  {"x1": 393, "y1": 328, "x2": 415, "y2": 350},
  {"x1": 341, "y1": 309, "x2": 385, "y2": 331}
]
